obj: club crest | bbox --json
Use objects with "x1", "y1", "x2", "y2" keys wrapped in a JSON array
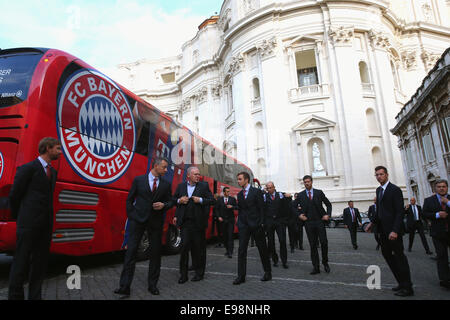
[{"x1": 57, "y1": 70, "x2": 135, "y2": 184}]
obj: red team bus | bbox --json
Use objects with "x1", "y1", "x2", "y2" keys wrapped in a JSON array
[{"x1": 0, "y1": 47, "x2": 258, "y2": 259}]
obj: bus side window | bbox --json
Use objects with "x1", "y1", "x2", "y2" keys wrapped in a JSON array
[{"x1": 135, "y1": 121, "x2": 150, "y2": 156}]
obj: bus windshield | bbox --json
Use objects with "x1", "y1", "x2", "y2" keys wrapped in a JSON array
[{"x1": 0, "y1": 52, "x2": 43, "y2": 108}]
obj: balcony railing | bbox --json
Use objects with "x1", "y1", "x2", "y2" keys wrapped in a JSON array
[{"x1": 288, "y1": 83, "x2": 329, "y2": 103}]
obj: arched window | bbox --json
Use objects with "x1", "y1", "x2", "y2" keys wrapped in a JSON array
[
  {"x1": 371, "y1": 147, "x2": 383, "y2": 168},
  {"x1": 359, "y1": 61, "x2": 370, "y2": 84},
  {"x1": 366, "y1": 108, "x2": 380, "y2": 136},
  {"x1": 252, "y1": 78, "x2": 261, "y2": 100},
  {"x1": 255, "y1": 122, "x2": 264, "y2": 149}
]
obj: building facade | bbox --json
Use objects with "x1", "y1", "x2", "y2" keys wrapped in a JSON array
[
  {"x1": 114, "y1": 0, "x2": 450, "y2": 213},
  {"x1": 392, "y1": 48, "x2": 450, "y2": 205}
]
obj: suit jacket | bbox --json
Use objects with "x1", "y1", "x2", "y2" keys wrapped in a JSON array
[
  {"x1": 374, "y1": 182, "x2": 405, "y2": 236},
  {"x1": 343, "y1": 207, "x2": 362, "y2": 227},
  {"x1": 423, "y1": 194, "x2": 450, "y2": 239},
  {"x1": 173, "y1": 181, "x2": 215, "y2": 230},
  {"x1": 263, "y1": 192, "x2": 290, "y2": 226},
  {"x1": 405, "y1": 204, "x2": 424, "y2": 231},
  {"x1": 292, "y1": 188, "x2": 332, "y2": 221},
  {"x1": 237, "y1": 186, "x2": 265, "y2": 230},
  {"x1": 368, "y1": 204, "x2": 377, "y2": 222},
  {"x1": 9, "y1": 159, "x2": 57, "y2": 229},
  {"x1": 217, "y1": 196, "x2": 237, "y2": 223},
  {"x1": 126, "y1": 174, "x2": 173, "y2": 226}
]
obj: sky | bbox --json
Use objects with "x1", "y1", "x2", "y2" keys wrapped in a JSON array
[{"x1": 0, "y1": 0, "x2": 224, "y2": 74}]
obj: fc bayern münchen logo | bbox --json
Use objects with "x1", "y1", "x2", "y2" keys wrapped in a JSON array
[{"x1": 57, "y1": 70, "x2": 136, "y2": 184}]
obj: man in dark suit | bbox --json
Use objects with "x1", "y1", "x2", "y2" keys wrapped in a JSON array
[
  {"x1": 233, "y1": 172, "x2": 271, "y2": 285},
  {"x1": 173, "y1": 166, "x2": 215, "y2": 283},
  {"x1": 343, "y1": 201, "x2": 362, "y2": 250},
  {"x1": 292, "y1": 175, "x2": 332, "y2": 275},
  {"x1": 367, "y1": 197, "x2": 381, "y2": 250},
  {"x1": 263, "y1": 182, "x2": 291, "y2": 269},
  {"x1": 366, "y1": 166, "x2": 413, "y2": 297},
  {"x1": 217, "y1": 187, "x2": 237, "y2": 258},
  {"x1": 405, "y1": 197, "x2": 432, "y2": 255},
  {"x1": 422, "y1": 179, "x2": 450, "y2": 290},
  {"x1": 114, "y1": 157, "x2": 174, "y2": 297},
  {"x1": 212, "y1": 193, "x2": 224, "y2": 248},
  {"x1": 8, "y1": 137, "x2": 61, "y2": 300}
]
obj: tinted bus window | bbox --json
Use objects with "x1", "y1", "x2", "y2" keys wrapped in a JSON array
[{"x1": 0, "y1": 53, "x2": 43, "y2": 108}]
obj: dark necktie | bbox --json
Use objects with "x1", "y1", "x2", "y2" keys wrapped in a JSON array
[
  {"x1": 225, "y1": 198, "x2": 228, "y2": 205},
  {"x1": 152, "y1": 177, "x2": 158, "y2": 192},
  {"x1": 243, "y1": 189, "x2": 247, "y2": 199},
  {"x1": 271, "y1": 194, "x2": 275, "y2": 201},
  {"x1": 46, "y1": 164, "x2": 51, "y2": 180},
  {"x1": 351, "y1": 208, "x2": 355, "y2": 222},
  {"x1": 308, "y1": 191, "x2": 312, "y2": 201}
]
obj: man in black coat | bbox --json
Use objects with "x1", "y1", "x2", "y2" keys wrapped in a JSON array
[
  {"x1": 367, "y1": 197, "x2": 381, "y2": 250},
  {"x1": 366, "y1": 166, "x2": 413, "y2": 297},
  {"x1": 405, "y1": 197, "x2": 432, "y2": 255},
  {"x1": 422, "y1": 179, "x2": 450, "y2": 290},
  {"x1": 233, "y1": 172, "x2": 271, "y2": 285},
  {"x1": 292, "y1": 175, "x2": 332, "y2": 275},
  {"x1": 173, "y1": 166, "x2": 215, "y2": 283},
  {"x1": 114, "y1": 157, "x2": 174, "y2": 297},
  {"x1": 8, "y1": 137, "x2": 61, "y2": 300},
  {"x1": 343, "y1": 201, "x2": 362, "y2": 250},
  {"x1": 217, "y1": 187, "x2": 237, "y2": 258},
  {"x1": 263, "y1": 181, "x2": 291, "y2": 269}
]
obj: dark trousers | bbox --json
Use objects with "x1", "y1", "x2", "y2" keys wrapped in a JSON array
[
  {"x1": 237, "y1": 225, "x2": 271, "y2": 279},
  {"x1": 8, "y1": 227, "x2": 52, "y2": 300},
  {"x1": 305, "y1": 220, "x2": 328, "y2": 269},
  {"x1": 348, "y1": 223, "x2": 358, "y2": 247},
  {"x1": 179, "y1": 223, "x2": 206, "y2": 278},
  {"x1": 119, "y1": 219, "x2": 163, "y2": 290},
  {"x1": 432, "y1": 236, "x2": 450, "y2": 282},
  {"x1": 379, "y1": 233, "x2": 413, "y2": 289},
  {"x1": 408, "y1": 222, "x2": 431, "y2": 252},
  {"x1": 266, "y1": 222, "x2": 287, "y2": 264},
  {"x1": 288, "y1": 221, "x2": 302, "y2": 249},
  {"x1": 222, "y1": 220, "x2": 235, "y2": 255}
]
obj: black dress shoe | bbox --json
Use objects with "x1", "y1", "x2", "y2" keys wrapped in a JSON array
[
  {"x1": 426, "y1": 251, "x2": 433, "y2": 255},
  {"x1": 188, "y1": 265, "x2": 195, "y2": 271},
  {"x1": 391, "y1": 285, "x2": 402, "y2": 292},
  {"x1": 178, "y1": 277, "x2": 188, "y2": 284},
  {"x1": 310, "y1": 268, "x2": 320, "y2": 275},
  {"x1": 323, "y1": 264, "x2": 331, "y2": 273},
  {"x1": 227, "y1": 254, "x2": 232, "y2": 259},
  {"x1": 408, "y1": 248, "x2": 412, "y2": 252},
  {"x1": 282, "y1": 264, "x2": 289, "y2": 269},
  {"x1": 233, "y1": 278, "x2": 245, "y2": 285},
  {"x1": 260, "y1": 272, "x2": 272, "y2": 281},
  {"x1": 114, "y1": 288, "x2": 130, "y2": 296},
  {"x1": 191, "y1": 275, "x2": 204, "y2": 282},
  {"x1": 273, "y1": 262, "x2": 278, "y2": 267},
  {"x1": 394, "y1": 288, "x2": 414, "y2": 297},
  {"x1": 299, "y1": 246, "x2": 304, "y2": 250},
  {"x1": 148, "y1": 287, "x2": 160, "y2": 295},
  {"x1": 376, "y1": 245, "x2": 380, "y2": 251},
  {"x1": 440, "y1": 281, "x2": 450, "y2": 289},
  {"x1": 353, "y1": 245, "x2": 358, "y2": 250}
]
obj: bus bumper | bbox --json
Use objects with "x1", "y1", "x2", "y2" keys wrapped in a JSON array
[{"x1": 0, "y1": 222, "x2": 16, "y2": 252}]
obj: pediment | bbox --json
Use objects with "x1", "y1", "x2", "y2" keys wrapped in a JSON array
[
  {"x1": 284, "y1": 34, "x2": 322, "y2": 48},
  {"x1": 292, "y1": 115, "x2": 336, "y2": 132}
]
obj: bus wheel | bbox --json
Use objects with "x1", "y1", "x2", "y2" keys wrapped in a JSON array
[
  {"x1": 165, "y1": 225, "x2": 181, "y2": 255},
  {"x1": 136, "y1": 230, "x2": 150, "y2": 261}
]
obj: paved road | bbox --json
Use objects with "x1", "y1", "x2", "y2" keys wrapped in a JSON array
[{"x1": 0, "y1": 228, "x2": 448, "y2": 300}]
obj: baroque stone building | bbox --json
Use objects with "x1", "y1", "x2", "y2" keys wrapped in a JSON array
[
  {"x1": 392, "y1": 48, "x2": 449, "y2": 205},
  {"x1": 114, "y1": 0, "x2": 450, "y2": 213}
]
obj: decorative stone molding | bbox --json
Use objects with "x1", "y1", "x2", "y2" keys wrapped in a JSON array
[
  {"x1": 240, "y1": 0, "x2": 260, "y2": 17},
  {"x1": 401, "y1": 50, "x2": 417, "y2": 71},
  {"x1": 369, "y1": 30, "x2": 391, "y2": 50},
  {"x1": 228, "y1": 54, "x2": 245, "y2": 75},
  {"x1": 328, "y1": 26, "x2": 354, "y2": 47},
  {"x1": 218, "y1": 8, "x2": 231, "y2": 31},
  {"x1": 180, "y1": 98, "x2": 191, "y2": 112},
  {"x1": 154, "y1": 65, "x2": 181, "y2": 80},
  {"x1": 421, "y1": 50, "x2": 441, "y2": 71},
  {"x1": 188, "y1": 86, "x2": 208, "y2": 104},
  {"x1": 256, "y1": 37, "x2": 277, "y2": 60},
  {"x1": 211, "y1": 83, "x2": 223, "y2": 98}
]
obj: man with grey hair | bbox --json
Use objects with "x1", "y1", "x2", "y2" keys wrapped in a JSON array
[
  {"x1": 423, "y1": 179, "x2": 450, "y2": 290},
  {"x1": 173, "y1": 166, "x2": 215, "y2": 283},
  {"x1": 115, "y1": 157, "x2": 174, "y2": 297},
  {"x1": 405, "y1": 197, "x2": 432, "y2": 255}
]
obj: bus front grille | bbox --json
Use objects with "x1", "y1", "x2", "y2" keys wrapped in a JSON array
[
  {"x1": 52, "y1": 228, "x2": 94, "y2": 243},
  {"x1": 55, "y1": 210, "x2": 97, "y2": 223},
  {"x1": 58, "y1": 190, "x2": 99, "y2": 206}
]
